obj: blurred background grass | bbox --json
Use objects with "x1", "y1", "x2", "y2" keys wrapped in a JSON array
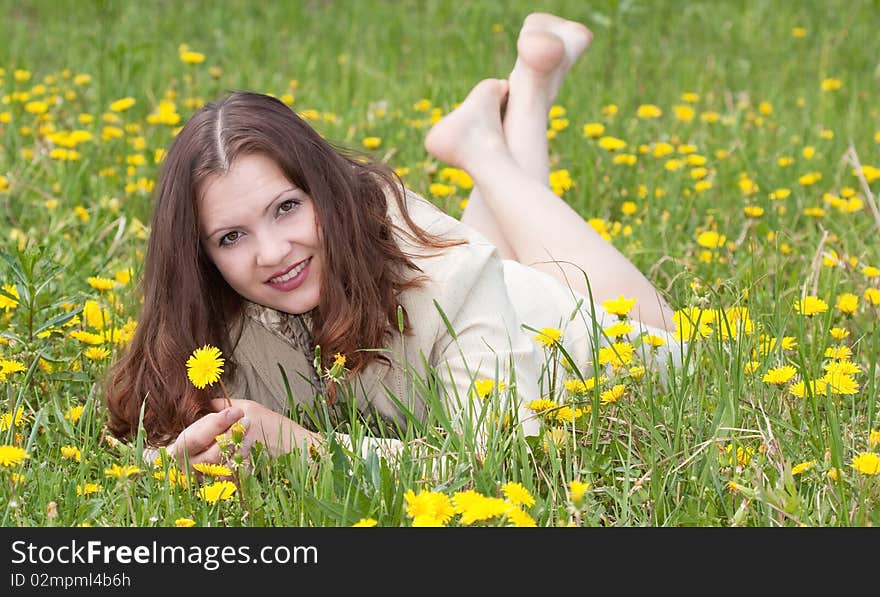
[{"x1": 2, "y1": 0, "x2": 877, "y2": 127}]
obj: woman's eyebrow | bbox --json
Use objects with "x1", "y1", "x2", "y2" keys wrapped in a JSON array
[{"x1": 205, "y1": 187, "x2": 298, "y2": 238}]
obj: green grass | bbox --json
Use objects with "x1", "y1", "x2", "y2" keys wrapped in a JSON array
[{"x1": 1, "y1": 0, "x2": 879, "y2": 527}]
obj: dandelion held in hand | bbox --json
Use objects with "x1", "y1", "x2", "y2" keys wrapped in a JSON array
[
  {"x1": 186, "y1": 344, "x2": 231, "y2": 407},
  {"x1": 186, "y1": 345, "x2": 224, "y2": 388}
]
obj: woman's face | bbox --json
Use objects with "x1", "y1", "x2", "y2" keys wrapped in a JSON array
[{"x1": 198, "y1": 153, "x2": 323, "y2": 315}]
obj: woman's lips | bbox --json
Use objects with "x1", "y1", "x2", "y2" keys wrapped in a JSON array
[{"x1": 266, "y1": 257, "x2": 312, "y2": 291}]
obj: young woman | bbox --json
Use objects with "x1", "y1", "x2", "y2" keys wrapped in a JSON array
[{"x1": 105, "y1": 13, "x2": 679, "y2": 468}]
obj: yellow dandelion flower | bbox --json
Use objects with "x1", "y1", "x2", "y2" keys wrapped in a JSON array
[
  {"x1": 763, "y1": 365, "x2": 797, "y2": 386},
  {"x1": 0, "y1": 359, "x2": 26, "y2": 379},
  {"x1": 824, "y1": 346, "x2": 853, "y2": 361},
  {"x1": 674, "y1": 104, "x2": 695, "y2": 121},
  {"x1": 798, "y1": 171, "x2": 822, "y2": 186},
  {"x1": 411, "y1": 516, "x2": 445, "y2": 527},
  {"x1": 696, "y1": 230, "x2": 726, "y2": 249},
  {"x1": 824, "y1": 361, "x2": 861, "y2": 377},
  {"x1": 0, "y1": 407, "x2": 25, "y2": 432},
  {"x1": 598, "y1": 136, "x2": 627, "y2": 152},
  {"x1": 87, "y1": 276, "x2": 117, "y2": 291},
  {"x1": 76, "y1": 483, "x2": 101, "y2": 495},
  {"x1": 565, "y1": 375, "x2": 605, "y2": 395},
  {"x1": 720, "y1": 444, "x2": 755, "y2": 468},
  {"x1": 109, "y1": 97, "x2": 136, "y2": 112},
  {"x1": 362, "y1": 136, "x2": 381, "y2": 150},
  {"x1": 0, "y1": 445, "x2": 29, "y2": 467},
  {"x1": 198, "y1": 480, "x2": 237, "y2": 503},
  {"x1": 550, "y1": 117, "x2": 569, "y2": 132},
  {"x1": 865, "y1": 288, "x2": 880, "y2": 306},
  {"x1": 526, "y1": 398, "x2": 558, "y2": 412},
  {"x1": 868, "y1": 429, "x2": 880, "y2": 447},
  {"x1": 454, "y1": 491, "x2": 509, "y2": 525},
  {"x1": 84, "y1": 346, "x2": 111, "y2": 361},
  {"x1": 60, "y1": 446, "x2": 81, "y2": 462},
  {"x1": 652, "y1": 142, "x2": 673, "y2": 158},
  {"x1": 25, "y1": 101, "x2": 48, "y2": 114},
  {"x1": 600, "y1": 384, "x2": 626, "y2": 404},
  {"x1": 744, "y1": 361, "x2": 762, "y2": 375},
  {"x1": 405, "y1": 490, "x2": 454, "y2": 525},
  {"x1": 835, "y1": 293, "x2": 858, "y2": 315},
  {"x1": 602, "y1": 295, "x2": 636, "y2": 317},
  {"x1": 192, "y1": 462, "x2": 233, "y2": 477},
  {"x1": 179, "y1": 51, "x2": 205, "y2": 64},
  {"x1": 501, "y1": 482, "x2": 535, "y2": 508},
  {"x1": 549, "y1": 169, "x2": 573, "y2": 195},
  {"x1": 673, "y1": 307, "x2": 713, "y2": 341},
  {"x1": 794, "y1": 296, "x2": 828, "y2": 316},
  {"x1": 428, "y1": 183, "x2": 454, "y2": 197},
  {"x1": 64, "y1": 405, "x2": 85, "y2": 424},
  {"x1": 104, "y1": 464, "x2": 141, "y2": 479},
  {"x1": 82, "y1": 300, "x2": 111, "y2": 329},
  {"x1": 154, "y1": 468, "x2": 190, "y2": 489},
  {"x1": 629, "y1": 365, "x2": 646, "y2": 379},
  {"x1": 820, "y1": 371, "x2": 859, "y2": 395},
  {"x1": 472, "y1": 377, "x2": 497, "y2": 400},
  {"x1": 643, "y1": 334, "x2": 667, "y2": 348},
  {"x1": 174, "y1": 518, "x2": 196, "y2": 527},
  {"x1": 582, "y1": 123, "x2": 605, "y2": 138},
  {"x1": 504, "y1": 507, "x2": 537, "y2": 527},
  {"x1": 598, "y1": 343, "x2": 634, "y2": 368},
  {"x1": 555, "y1": 406, "x2": 584, "y2": 423},
  {"x1": 533, "y1": 327, "x2": 562, "y2": 347},
  {"x1": 636, "y1": 104, "x2": 662, "y2": 118},
  {"x1": 604, "y1": 321, "x2": 633, "y2": 338},
  {"x1": 0, "y1": 284, "x2": 21, "y2": 311},
  {"x1": 791, "y1": 460, "x2": 817, "y2": 476},
  {"x1": 568, "y1": 480, "x2": 590, "y2": 505},
  {"x1": 829, "y1": 327, "x2": 850, "y2": 340},
  {"x1": 186, "y1": 345, "x2": 224, "y2": 389},
  {"x1": 852, "y1": 452, "x2": 880, "y2": 475},
  {"x1": 788, "y1": 379, "x2": 827, "y2": 399},
  {"x1": 352, "y1": 518, "x2": 378, "y2": 527},
  {"x1": 820, "y1": 78, "x2": 842, "y2": 92}
]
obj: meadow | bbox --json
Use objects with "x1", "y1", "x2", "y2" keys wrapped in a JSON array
[{"x1": 0, "y1": 0, "x2": 879, "y2": 527}]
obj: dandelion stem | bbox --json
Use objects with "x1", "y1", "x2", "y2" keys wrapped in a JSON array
[{"x1": 218, "y1": 379, "x2": 233, "y2": 409}]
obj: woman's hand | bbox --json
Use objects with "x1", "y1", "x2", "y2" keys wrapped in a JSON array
[
  {"x1": 169, "y1": 405, "x2": 252, "y2": 468},
  {"x1": 210, "y1": 398, "x2": 322, "y2": 458}
]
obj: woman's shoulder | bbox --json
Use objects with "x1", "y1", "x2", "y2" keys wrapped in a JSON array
[{"x1": 388, "y1": 185, "x2": 494, "y2": 250}]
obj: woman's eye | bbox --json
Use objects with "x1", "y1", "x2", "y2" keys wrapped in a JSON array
[
  {"x1": 220, "y1": 231, "x2": 240, "y2": 246},
  {"x1": 278, "y1": 199, "x2": 299, "y2": 214}
]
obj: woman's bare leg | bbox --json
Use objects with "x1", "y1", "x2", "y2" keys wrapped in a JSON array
[
  {"x1": 459, "y1": 13, "x2": 591, "y2": 261},
  {"x1": 425, "y1": 78, "x2": 674, "y2": 331}
]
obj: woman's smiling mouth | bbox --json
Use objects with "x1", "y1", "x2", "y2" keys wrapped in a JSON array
[{"x1": 266, "y1": 257, "x2": 312, "y2": 289}]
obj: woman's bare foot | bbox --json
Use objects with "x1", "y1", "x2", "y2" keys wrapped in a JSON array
[
  {"x1": 509, "y1": 13, "x2": 593, "y2": 107},
  {"x1": 424, "y1": 78, "x2": 510, "y2": 173}
]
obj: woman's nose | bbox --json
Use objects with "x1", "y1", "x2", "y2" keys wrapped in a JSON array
[{"x1": 255, "y1": 235, "x2": 291, "y2": 268}]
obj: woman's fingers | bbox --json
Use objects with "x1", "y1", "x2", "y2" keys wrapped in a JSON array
[
  {"x1": 182, "y1": 442, "x2": 223, "y2": 468},
  {"x1": 170, "y1": 406, "x2": 244, "y2": 460}
]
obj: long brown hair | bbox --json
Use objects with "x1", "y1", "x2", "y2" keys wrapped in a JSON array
[{"x1": 105, "y1": 91, "x2": 464, "y2": 445}]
